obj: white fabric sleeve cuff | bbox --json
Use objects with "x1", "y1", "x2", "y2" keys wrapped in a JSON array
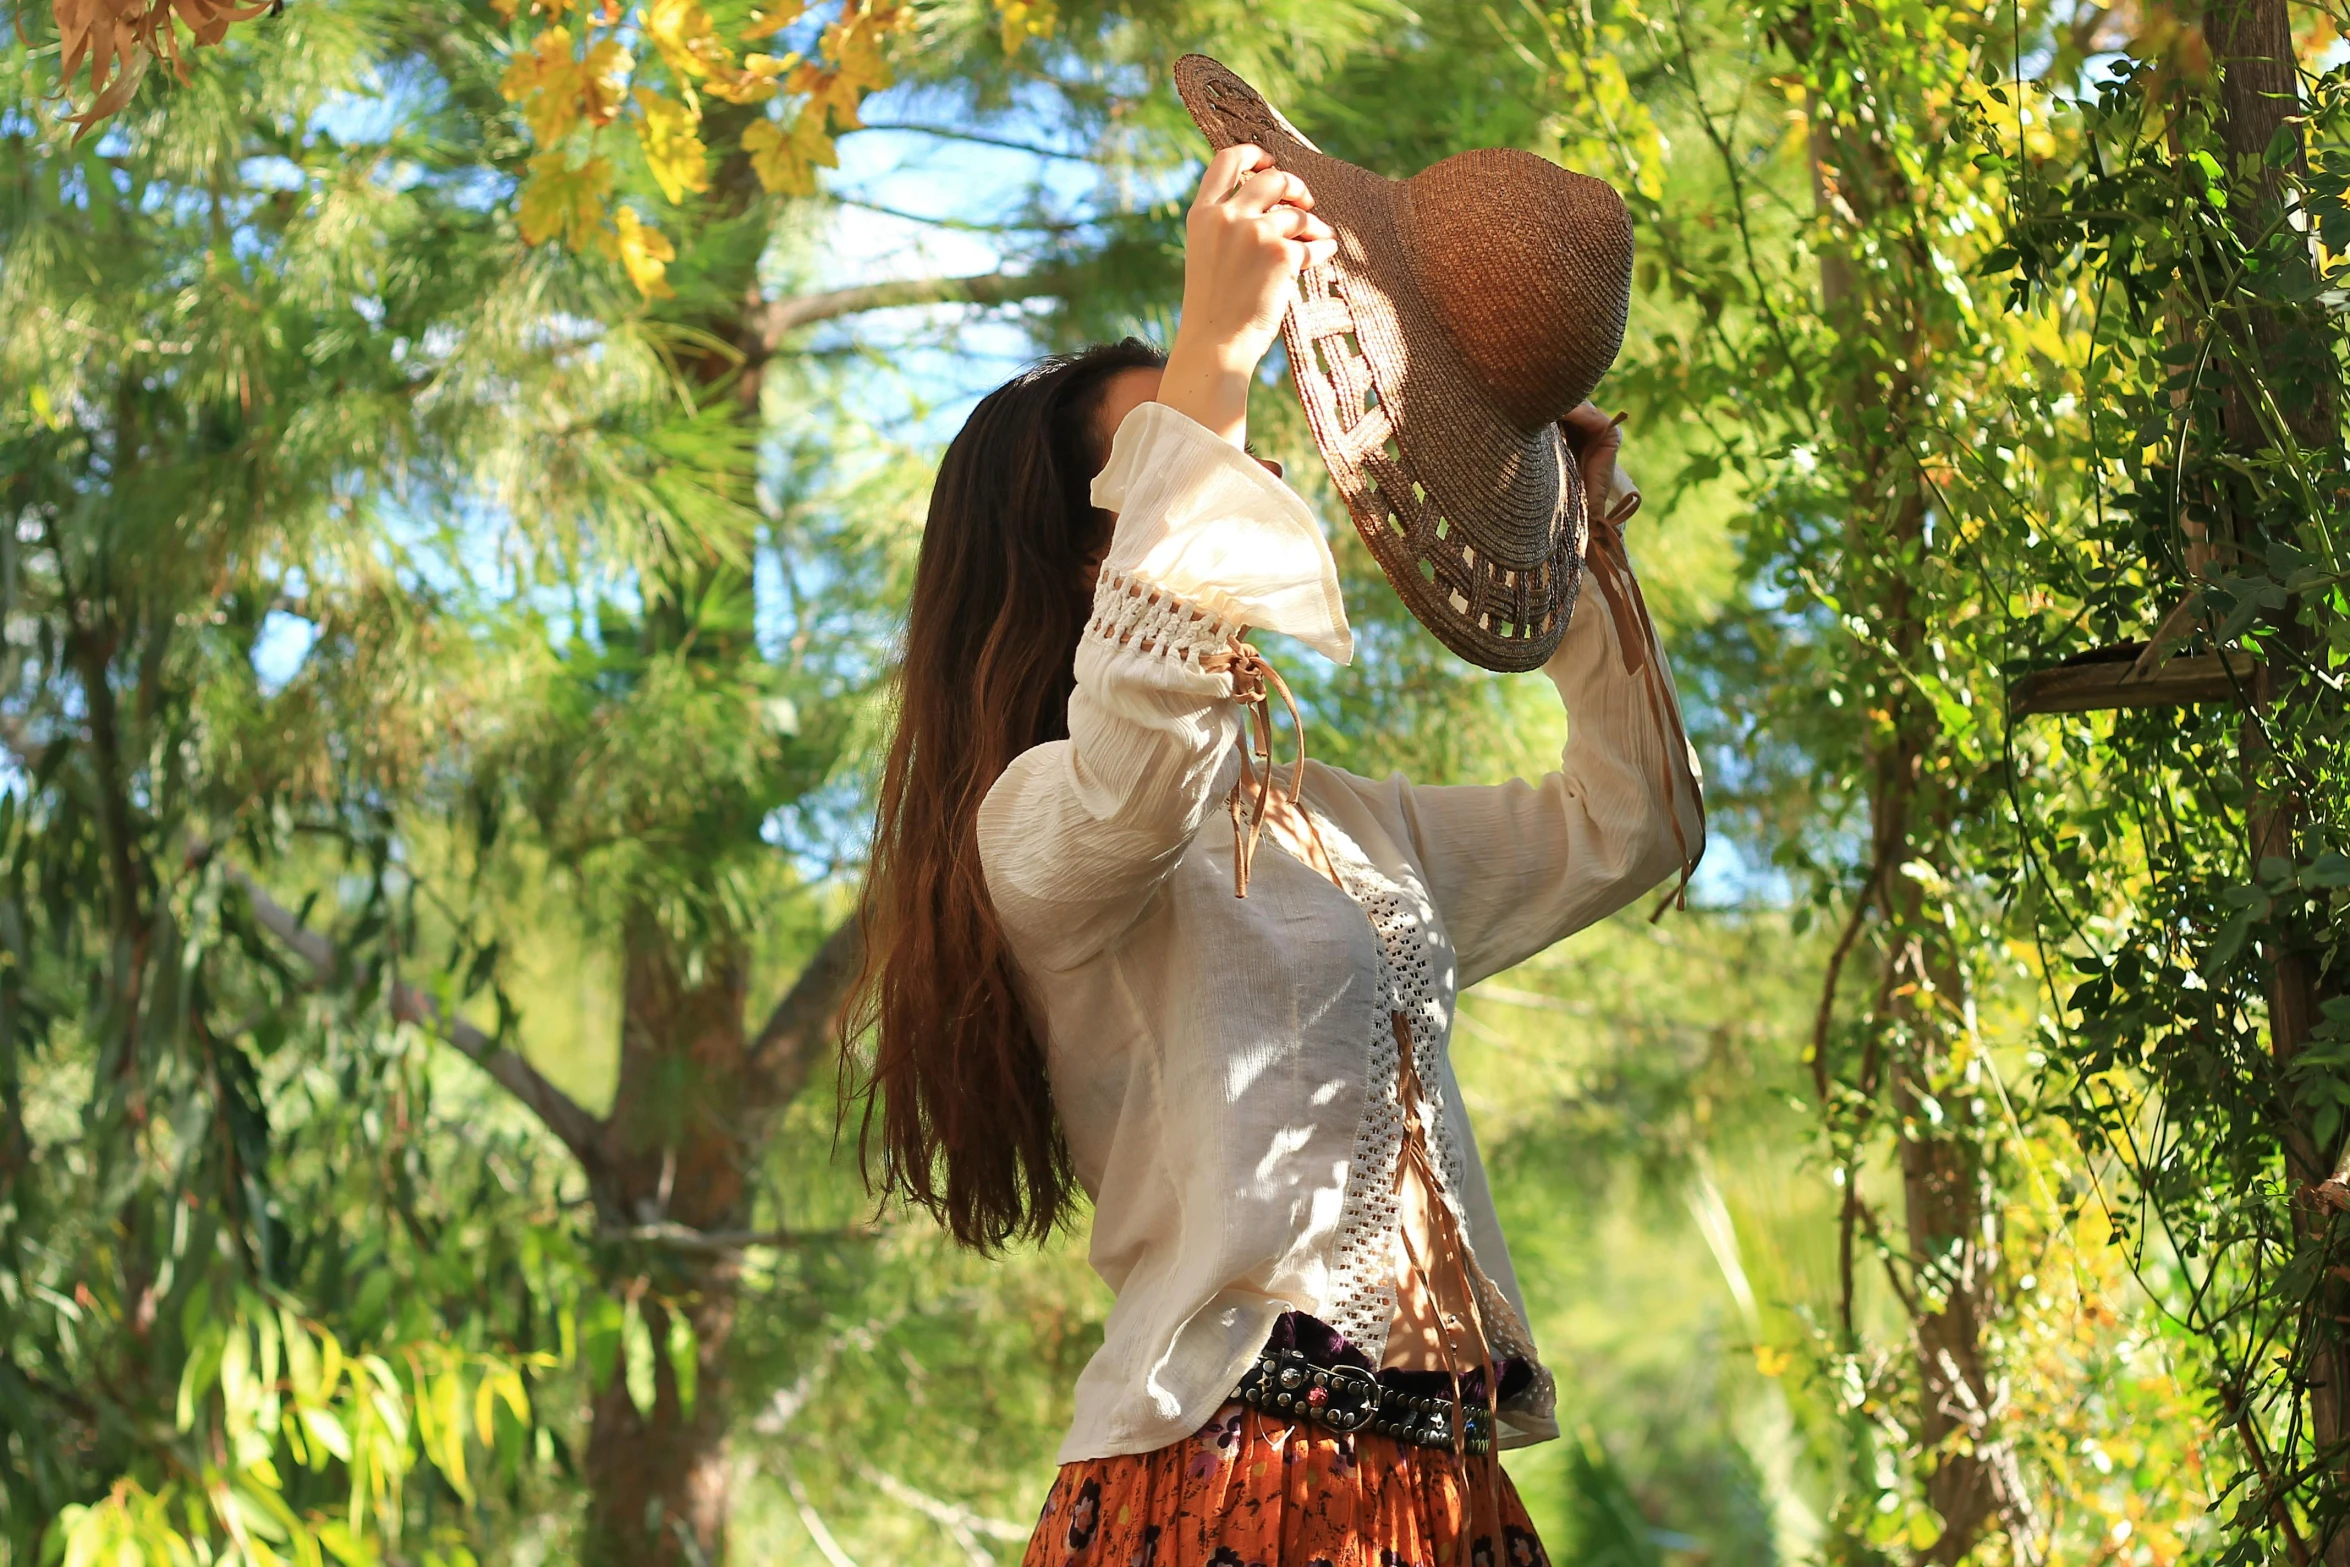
[{"x1": 1089, "y1": 401, "x2": 1354, "y2": 666}]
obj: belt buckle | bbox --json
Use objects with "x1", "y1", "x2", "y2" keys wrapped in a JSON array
[{"x1": 1317, "y1": 1363, "x2": 1378, "y2": 1431}]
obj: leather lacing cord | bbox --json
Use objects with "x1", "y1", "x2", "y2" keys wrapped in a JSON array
[
  {"x1": 1198, "y1": 640, "x2": 1504, "y2": 1520},
  {"x1": 1200, "y1": 641, "x2": 1325, "y2": 899},
  {"x1": 1582, "y1": 482, "x2": 1707, "y2": 921},
  {"x1": 1201, "y1": 645, "x2": 1515, "y2": 1531},
  {"x1": 1390, "y1": 1010, "x2": 1507, "y2": 1538}
]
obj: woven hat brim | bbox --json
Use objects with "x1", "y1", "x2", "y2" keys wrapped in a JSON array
[{"x1": 1175, "y1": 55, "x2": 1582, "y2": 671}]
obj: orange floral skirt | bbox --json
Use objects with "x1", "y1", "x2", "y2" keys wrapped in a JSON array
[{"x1": 1021, "y1": 1401, "x2": 1551, "y2": 1567}]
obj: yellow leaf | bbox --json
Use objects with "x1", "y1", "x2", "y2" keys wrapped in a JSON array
[
  {"x1": 792, "y1": 97, "x2": 839, "y2": 167},
  {"x1": 495, "y1": 1369, "x2": 532, "y2": 1424},
  {"x1": 704, "y1": 50, "x2": 790, "y2": 105},
  {"x1": 742, "y1": 0, "x2": 802, "y2": 37},
  {"x1": 498, "y1": 27, "x2": 583, "y2": 143},
  {"x1": 517, "y1": 152, "x2": 613, "y2": 248},
  {"x1": 645, "y1": 0, "x2": 732, "y2": 81},
  {"x1": 500, "y1": 27, "x2": 630, "y2": 143},
  {"x1": 996, "y1": 0, "x2": 1055, "y2": 54},
  {"x1": 742, "y1": 102, "x2": 835, "y2": 196},
  {"x1": 432, "y1": 1370, "x2": 474, "y2": 1505},
  {"x1": 615, "y1": 207, "x2": 676, "y2": 299},
  {"x1": 741, "y1": 119, "x2": 799, "y2": 196},
  {"x1": 794, "y1": 63, "x2": 863, "y2": 132},
  {"x1": 580, "y1": 36, "x2": 632, "y2": 126},
  {"x1": 634, "y1": 89, "x2": 709, "y2": 204},
  {"x1": 822, "y1": 16, "x2": 890, "y2": 97}
]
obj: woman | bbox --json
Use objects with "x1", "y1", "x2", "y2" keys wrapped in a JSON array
[{"x1": 852, "y1": 142, "x2": 1703, "y2": 1567}]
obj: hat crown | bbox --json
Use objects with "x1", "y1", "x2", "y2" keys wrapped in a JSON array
[{"x1": 1398, "y1": 148, "x2": 1633, "y2": 433}]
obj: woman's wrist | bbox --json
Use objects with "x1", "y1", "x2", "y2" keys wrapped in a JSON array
[{"x1": 1156, "y1": 332, "x2": 1258, "y2": 447}]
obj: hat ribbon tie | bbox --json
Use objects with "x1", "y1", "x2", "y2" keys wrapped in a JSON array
[
  {"x1": 1201, "y1": 640, "x2": 1312, "y2": 899},
  {"x1": 1584, "y1": 490, "x2": 1706, "y2": 918}
]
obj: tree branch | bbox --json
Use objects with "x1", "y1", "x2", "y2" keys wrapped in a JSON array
[
  {"x1": 777, "y1": 1456, "x2": 863, "y2": 1567},
  {"x1": 224, "y1": 863, "x2": 606, "y2": 1166},
  {"x1": 753, "y1": 266, "x2": 1075, "y2": 351},
  {"x1": 855, "y1": 121, "x2": 1093, "y2": 161},
  {"x1": 859, "y1": 1463, "x2": 1031, "y2": 1544},
  {"x1": 830, "y1": 195, "x2": 1088, "y2": 237},
  {"x1": 745, "y1": 918, "x2": 865, "y2": 1112}
]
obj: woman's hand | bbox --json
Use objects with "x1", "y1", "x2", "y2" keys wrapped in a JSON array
[
  {"x1": 1157, "y1": 144, "x2": 1338, "y2": 447},
  {"x1": 1560, "y1": 401, "x2": 1634, "y2": 531}
]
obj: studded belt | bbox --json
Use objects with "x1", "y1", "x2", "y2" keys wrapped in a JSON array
[{"x1": 1235, "y1": 1344, "x2": 1494, "y2": 1455}]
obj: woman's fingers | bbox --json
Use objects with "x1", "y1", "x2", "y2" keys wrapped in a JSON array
[
  {"x1": 1560, "y1": 401, "x2": 1630, "y2": 523},
  {"x1": 1227, "y1": 166, "x2": 1312, "y2": 215},
  {"x1": 1258, "y1": 206, "x2": 1334, "y2": 245},
  {"x1": 1193, "y1": 144, "x2": 1275, "y2": 207},
  {"x1": 1254, "y1": 206, "x2": 1336, "y2": 271},
  {"x1": 1292, "y1": 211, "x2": 1338, "y2": 270},
  {"x1": 1560, "y1": 400, "x2": 1618, "y2": 446}
]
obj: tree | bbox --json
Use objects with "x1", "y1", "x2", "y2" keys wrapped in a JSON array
[
  {"x1": 3, "y1": 3, "x2": 1430, "y2": 1561},
  {"x1": 0, "y1": 2, "x2": 583, "y2": 1555},
  {"x1": 33, "y1": 0, "x2": 2347, "y2": 1560}
]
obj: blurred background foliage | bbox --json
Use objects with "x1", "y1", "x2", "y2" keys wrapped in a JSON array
[{"x1": 5, "y1": 0, "x2": 2349, "y2": 1563}]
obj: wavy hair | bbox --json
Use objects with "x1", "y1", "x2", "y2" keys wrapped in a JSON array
[{"x1": 849, "y1": 339, "x2": 1166, "y2": 1249}]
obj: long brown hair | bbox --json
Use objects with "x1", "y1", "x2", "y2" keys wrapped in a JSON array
[{"x1": 850, "y1": 339, "x2": 1166, "y2": 1249}]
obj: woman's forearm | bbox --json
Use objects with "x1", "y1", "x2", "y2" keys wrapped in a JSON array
[{"x1": 1154, "y1": 341, "x2": 1254, "y2": 446}]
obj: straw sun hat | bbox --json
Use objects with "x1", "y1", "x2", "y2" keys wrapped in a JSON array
[{"x1": 1174, "y1": 55, "x2": 1634, "y2": 672}]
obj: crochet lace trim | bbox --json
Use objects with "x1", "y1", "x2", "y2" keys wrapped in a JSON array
[
  {"x1": 1085, "y1": 569, "x2": 1237, "y2": 662},
  {"x1": 1310, "y1": 817, "x2": 1552, "y2": 1424}
]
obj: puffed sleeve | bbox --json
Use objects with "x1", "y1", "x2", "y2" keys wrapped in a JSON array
[
  {"x1": 1335, "y1": 488, "x2": 1706, "y2": 988},
  {"x1": 976, "y1": 402, "x2": 1354, "y2": 972}
]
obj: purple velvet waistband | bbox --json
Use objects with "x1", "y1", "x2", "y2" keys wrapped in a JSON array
[{"x1": 1262, "y1": 1310, "x2": 1533, "y2": 1406}]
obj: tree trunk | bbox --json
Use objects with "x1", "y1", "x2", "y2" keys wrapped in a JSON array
[
  {"x1": 582, "y1": 920, "x2": 757, "y2": 1567},
  {"x1": 584, "y1": 1283, "x2": 742, "y2": 1567},
  {"x1": 1870, "y1": 499, "x2": 2007, "y2": 1565},
  {"x1": 2205, "y1": 2, "x2": 2346, "y2": 1553},
  {"x1": 1792, "y1": 6, "x2": 2014, "y2": 1551}
]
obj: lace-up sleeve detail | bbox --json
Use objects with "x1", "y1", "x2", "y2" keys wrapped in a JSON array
[
  {"x1": 1086, "y1": 571, "x2": 1238, "y2": 666},
  {"x1": 977, "y1": 404, "x2": 1357, "y2": 972}
]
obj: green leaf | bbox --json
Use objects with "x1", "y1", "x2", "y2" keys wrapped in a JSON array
[
  {"x1": 623, "y1": 1302, "x2": 658, "y2": 1419},
  {"x1": 581, "y1": 1295, "x2": 624, "y2": 1392},
  {"x1": 2203, "y1": 910, "x2": 2256, "y2": 979},
  {"x1": 301, "y1": 1406, "x2": 353, "y2": 1463},
  {"x1": 314, "y1": 1522, "x2": 373, "y2": 1567},
  {"x1": 666, "y1": 1310, "x2": 698, "y2": 1419},
  {"x1": 40, "y1": 1505, "x2": 87, "y2": 1567},
  {"x1": 177, "y1": 1326, "x2": 225, "y2": 1433}
]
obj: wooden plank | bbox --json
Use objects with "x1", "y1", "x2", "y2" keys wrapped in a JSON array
[{"x1": 2009, "y1": 649, "x2": 2261, "y2": 716}]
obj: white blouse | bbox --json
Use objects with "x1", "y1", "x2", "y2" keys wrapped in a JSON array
[{"x1": 976, "y1": 402, "x2": 1704, "y2": 1464}]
